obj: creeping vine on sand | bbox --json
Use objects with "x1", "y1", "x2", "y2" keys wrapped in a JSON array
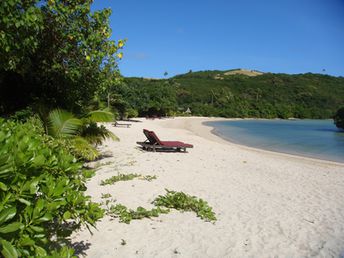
[
  {"x1": 106, "y1": 189, "x2": 216, "y2": 223},
  {"x1": 100, "y1": 173, "x2": 157, "y2": 185}
]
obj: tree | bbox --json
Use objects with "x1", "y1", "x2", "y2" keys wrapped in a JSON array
[
  {"x1": 334, "y1": 107, "x2": 344, "y2": 129},
  {"x1": 0, "y1": 0, "x2": 43, "y2": 71},
  {"x1": 0, "y1": 0, "x2": 125, "y2": 114}
]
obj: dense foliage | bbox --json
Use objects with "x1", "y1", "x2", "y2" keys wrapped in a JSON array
[
  {"x1": 334, "y1": 107, "x2": 344, "y2": 129},
  {"x1": 0, "y1": 117, "x2": 104, "y2": 257},
  {"x1": 0, "y1": 0, "x2": 124, "y2": 115},
  {"x1": 107, "y1": 78, "x2": 177, "y2": 118},
  {"x1": 121, "y1": 70, "x2": 344, "y2": 119}
]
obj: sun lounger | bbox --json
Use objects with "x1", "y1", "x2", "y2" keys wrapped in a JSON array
[
  {"x1": 136, "y1": 129, "x2": 193, "y2": 152},
  {"x1": 113, "y1": 121, "x2": 131, "y2": 128}
]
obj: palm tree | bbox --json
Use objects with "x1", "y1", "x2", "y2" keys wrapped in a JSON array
[{"x1": 47, "y1": 108, "x2": 118, "y2": 160}]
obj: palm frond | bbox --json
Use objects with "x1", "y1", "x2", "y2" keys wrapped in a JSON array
[
  {"x1": 48, "y1": 109, "x2": 83, "y2": 138},
  {"x1": 70, "y1": 137, "x2": 100, "y2": 161},
  {"x1": 81, "y1": 122, "x2": 119, "y2": 145},
  {"x1": 85, "y1": 110, "x2": 114, "y2": 122}
]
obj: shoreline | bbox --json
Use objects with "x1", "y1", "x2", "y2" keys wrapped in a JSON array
[
  {"x1": 206, "y1": 120, "x2": 344, "y2": 166},
  {"x1": 159, "y1": 116, "x2": 344, "y2": 167},
  {"x1": 72, "y1": 116, "x2": 344, "y2": 257}
]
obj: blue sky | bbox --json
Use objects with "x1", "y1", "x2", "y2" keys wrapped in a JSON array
[{"x1": 92, "y1": 0, "x2": 344, "y2": 78}]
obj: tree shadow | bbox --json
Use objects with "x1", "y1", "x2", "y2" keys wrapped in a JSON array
[
  {"x1": 46, "y1": 221, "x2": 93, "y2": 256},
  {"x1": 71, "y1": 240, "x2": 92, "y2": 257}
]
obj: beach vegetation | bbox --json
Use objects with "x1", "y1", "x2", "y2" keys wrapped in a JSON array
[
  {"x1": 334, "y1": 107, "x2": 344, "y2": 129},
  {"x1": 120, "y1": 71, "x2": 344, "y2": 119},
  {"x1": 153, "y1": 190, "x2": 217, "y2": 222},
  {"x1": 45, "y1": 108, "x2": 117, "y2": 161},
  {"x1": 106, "y1": 189, "x2": 216, "y2": 224},
  {"x1": 0, "y1": 0, "x2": 127, "y2": 256},
  {"x1": 100, "y1": 173, "x2": 157, "y2": 186},
  {"x1": 0, "y1": 117, "x2": 104, "y2": 257},
  {"x1": 101, "y1": 193, "x2": 112, "y2": 199},
  {"x1": 107, "y1": 204, "x2": 169, "y2": 224},
  {"x1": 1, "y1": 0, "x2": 124, "y2": 116}
]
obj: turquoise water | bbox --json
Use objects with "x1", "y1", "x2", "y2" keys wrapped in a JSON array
[{"x1": 205, "y1": 120, "x2": 344, "y2": 163}]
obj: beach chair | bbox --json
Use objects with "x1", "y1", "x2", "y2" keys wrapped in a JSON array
[
  {"x1": 136, "y1": 129, "x2": 193, "y2": 152},
  {"x1": 113, "y1": 121, "x2": 131, "y2": 128}
]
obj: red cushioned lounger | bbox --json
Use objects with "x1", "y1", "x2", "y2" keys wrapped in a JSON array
[{"x1": 136, "y1": 129, "x2": 193, "y2": 152}]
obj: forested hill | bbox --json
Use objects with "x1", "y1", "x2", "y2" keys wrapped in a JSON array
[{"x1": 120, "y1": 69, "x2": 344, "y2": 119}]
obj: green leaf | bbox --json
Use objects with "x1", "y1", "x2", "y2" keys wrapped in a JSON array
[
  {"x1": 29, "y1": 180, "x2": 39, "y2": 194},
  {"x1": 32, "y1": 155, "x2": 45, "y2": 167},
  {"x1": 36, "y1": 213, "x2": 52, "y2": 223},
  {"x1": 0, "y1": 207, "x2": 16, "y2": 224},
  {"x1": 19, "y1": 236, "x2": 35, "y2": 247},
  {"x1": 0, "y1": 182, "x2": 8, "y2": 191},
  {"x1": 35, "y1": 246, "x2": 47, "y2": 256},
  {"x1": 0, "y1": 222, "x2": 23, "y2": 234},
  {"x1": 34, "y1": 199, "x2": 44, "y2": 214},
  {"x1": 63, "y1": 211, "x2": 71, "y2": 220},
  {"x1": 48, "y1": 109, "x2": 82, "y2": 138},
  {"x1": 18, "y1": 198, "x2": 31, "y2": 206},
  {"x1": 0, "y1": 239, "x2": 18, "y2": 258},
  {"x1": 30, "y1": 225, "x2": 44, "y2": 232},
  {"x1": 85, "y1": 110, "x2": 114, "y2": 122}
]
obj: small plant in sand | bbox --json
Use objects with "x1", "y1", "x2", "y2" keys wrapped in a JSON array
[
  {"x1": 153, "y1": 189, "x2": 217, "y2": 222},
  {"x1": 107, "y1": 204, "x2": 169, "y2": 224},
  {"x1": 100, "y1": 173, "x2": 157, "y2": 185},
  {"x1": 93, "y1": 161, "x2": 114, "y2": 170},
  {"x1": 101, "y1": 193, "x2": 112, "y2": 199},
  {"x1": 100, "y1": 173, "x2": 140, "y2": 185},
  {"x1": 141, "y1": 175, "x2": 157, "y2": 182},
  {"x1": 106, "y1": 189, "x2": 216, "y2": 224}
]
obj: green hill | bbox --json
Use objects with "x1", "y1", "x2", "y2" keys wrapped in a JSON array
[{"x1": 117, "y1": 69, "x2": 344, "y2": 119}]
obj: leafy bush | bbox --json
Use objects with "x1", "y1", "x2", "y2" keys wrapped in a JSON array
[
  {"x1": 0, "y1": 118, "x2": 104, "y2": 257},
  {"x1": 55, "y1": 137, "x2": 100, "y2": 162},
  {"x1": 45, "y1": 108, "x2": 117, "y2": 160},
  {"x1": 334, "y1": 107, "x2": 344, "y2": 129},
  {"x1": 10, "y1": 108, "x2": 35, "y2": 122},
  {"x1": 124, "y1": 108, "x2": 138, "y2": 119}
]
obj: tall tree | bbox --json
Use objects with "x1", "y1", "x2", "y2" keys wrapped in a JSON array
[
  {"x1": 0, "y1": 0, "x2": 43, "y2": 72},
  {"x1": 0, "y1": 0, "x2": 124, "y2": 114}
]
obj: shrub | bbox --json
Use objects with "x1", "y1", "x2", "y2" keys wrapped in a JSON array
[
  {"x1": 0, "y1": 118, "x2": 104, "y2": 257},
  {"x1": 334, "y1": 107, "x2": 344, "y2": 130},
  {"x1": 125, "y1": 108, "x2": 138, "y2": 119}
]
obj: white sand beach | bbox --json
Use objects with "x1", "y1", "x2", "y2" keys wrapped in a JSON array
[{"x1": 72, "y1": 117, "x2": 344, "y2": 257}]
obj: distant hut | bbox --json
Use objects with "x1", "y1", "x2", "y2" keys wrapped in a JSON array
[{"x1": 185, "y1": 107, "x2": 192, "y2": 116}]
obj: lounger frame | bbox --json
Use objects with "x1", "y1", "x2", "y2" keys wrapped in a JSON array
[
  {"x1": 136, "y1": 141, "x2": 189, "y2": 152},
  {"x1": 136, "y1": 129, "x2": 193, "y2": 152}
]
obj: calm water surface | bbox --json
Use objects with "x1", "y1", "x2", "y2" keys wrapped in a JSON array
[{"x1": 205, "y1": 120, "x2": 344, "y2": 163}]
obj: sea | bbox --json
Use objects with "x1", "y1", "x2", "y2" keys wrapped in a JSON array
[{"x1": 205, "y1": 119, "x2": 344, "y2": 163}]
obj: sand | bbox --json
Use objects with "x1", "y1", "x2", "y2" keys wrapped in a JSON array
[{"x1": 71, "y1": 117, "x2": 344, "y2": 257}]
